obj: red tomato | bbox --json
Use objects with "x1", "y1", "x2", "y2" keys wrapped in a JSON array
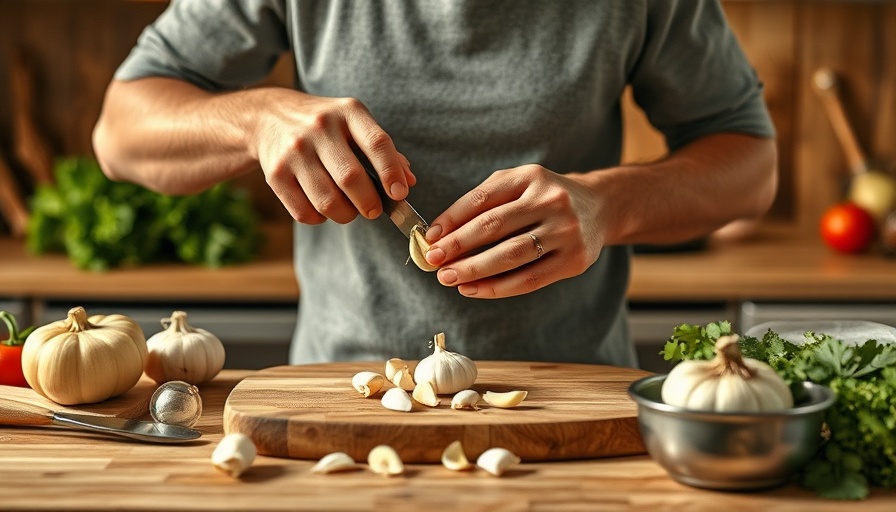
[
  {"x1": 820, "y1": 202, "x2": 877, "y2": 253},
  {"x1": 0, "y1": 311, "x2": 31, "y2": 388},
  {"x1": 0, "y1": 343, "x2": 28, "y2": 387}
]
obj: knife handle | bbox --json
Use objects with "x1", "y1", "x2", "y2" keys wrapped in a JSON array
[
  {"x1": 0, "y1": 392, "x2": 55, "y2": 426},
  {"x1": 352, "y1": 146, "x2": 390, "y2": 200}
]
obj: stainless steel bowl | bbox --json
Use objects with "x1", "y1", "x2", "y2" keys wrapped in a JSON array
[{"x1": 628, "y1": 375, "x2": 836, "y2": 490}]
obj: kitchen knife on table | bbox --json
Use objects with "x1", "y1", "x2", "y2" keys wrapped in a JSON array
[{"x1": 0, "y1": 392, "x2": 201, "y2": 444}]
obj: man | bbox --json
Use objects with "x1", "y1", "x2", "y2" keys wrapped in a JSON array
[{"x1": 93, "y1": 1, "x2": 777, "y2": 367}]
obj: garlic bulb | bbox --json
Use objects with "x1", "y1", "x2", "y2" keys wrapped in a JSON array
[
  {"x1": 413, "y1": 332, "x2": 477, "y2": 395},
  {"x1": 22, "y1": 306, "x2": 147, "y2": 405},
  {"x1": 144, "y1": 311, "x2": 225, "y2": 385},
  {"x1": 661, "y1": 335, "x2": 794, "y2": 412}
]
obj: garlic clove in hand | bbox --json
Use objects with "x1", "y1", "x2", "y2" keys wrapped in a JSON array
[
  {"x1": 476, "y1": 447, "x2": 520, "y2": 476},
  {"x1": 367, "y1": 445, "x2": 404, "y2": 476},
  {"x1": 409, "y1": 224, "x2": 439, "y2": 272},
  {"x1": 212, "y1": 433, "x2": 257, "y2": 478}
]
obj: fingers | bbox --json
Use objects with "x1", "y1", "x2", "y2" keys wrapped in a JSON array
[
  {"x1": 258, "y1": 94, "x2": 414, "y2": 225},
  {"x1": 433, "y1": 231, "x2": 551, "y2": 297},
  {"x1": 344, "y1": 100, "x2": 414, "y2": 201},
  {"x1": 424, "y1": 168, "x2": 538, "y2": 267},
  {"x1": 421, "y1": 166, "x2": 602, "y2": 299}
]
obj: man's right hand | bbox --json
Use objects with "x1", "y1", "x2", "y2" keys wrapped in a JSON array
[{"x1": 93, "y1": 78, "x2": 414, "y2": 225}]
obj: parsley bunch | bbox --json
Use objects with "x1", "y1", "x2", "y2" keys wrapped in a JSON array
[
  {"x1": 27, "y1": 157, "x2": 262, "y2": 271},
  {"x1": 662, "y1": 321, "x2": 896, "y2": 500}
]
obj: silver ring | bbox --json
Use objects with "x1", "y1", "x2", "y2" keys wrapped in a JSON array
[{"x1": 527, "y1": 232, "x2": 544, "y2": 259}]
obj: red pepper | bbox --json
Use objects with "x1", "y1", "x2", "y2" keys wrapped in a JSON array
[{"x1": 0, "y1": 311, "x2": 34, "y2": 388}]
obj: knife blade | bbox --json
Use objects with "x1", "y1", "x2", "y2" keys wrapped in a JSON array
[
  {"x1": 51, "y1": 411, "x2": 202, "y2": 444},
  {"x1": 353, "y1": 148, "x2": 428, "y2": 238}
]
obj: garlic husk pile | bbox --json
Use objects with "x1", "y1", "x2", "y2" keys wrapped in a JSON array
[
  {"x1": 144, "y1": 311, "x2": 225, "y2": 385},
  {"x1": 661, "y1": 334, "x2": 794, "y2": 412},
  {"x1": 22, "y1": 306, "x2": 147, "y2": 405},
  {"x1": 413, "y1": 332, "x2": 477, "y2": 395}
]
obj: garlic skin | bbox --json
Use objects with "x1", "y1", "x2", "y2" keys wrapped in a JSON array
[
  {"x1": 412, "y1": 380, "x2": 441, "y2": 407},
  {"x1": 384, "y1": 358, "x2": 407, "y2": 381},
  {"x1": 413, "y1": 332, "x2": 477, "y2": 395},
  {"x1": 661, "y1": 335, "x2": 794, "y2": 412},
  {"x1": 144, "y1": 311, "x2": 225, "y2": 385},
  {"x1": 476, "y1": 447, "x2": 520, "y2": 476},
  {"x1": 352, "y1": 371, "x2": 385, "y2": 397},
  {"x1": 212, "y1": 433, "x2": 257, "y2": 478},
  {"x1": 391, "y1": 367, "x2": 416, "y2": 391},
  {"x1": 22, "y1": 306, "x2": 147, "y2": 405}
]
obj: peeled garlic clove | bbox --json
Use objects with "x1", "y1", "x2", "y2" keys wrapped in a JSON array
[
  {"x1": 441, "y1": 440, "x2": 473, "y2": 471},
  {"x1": 384, "y1": 358, "x2": 406, "y2": 381},
  {"x1": 381, "y1": 387, "x2": 413, "y2": 412},
  {"x1": 310, "y1": 452, "x2": 359, "y2": 474},
  {"x1": 352, "y1": 371, "x2": 385, "y2": 397},
  {"x1": 212, "y1": 433, "x2": 257, "y2": 478},
  {"x1": 412, "y1": 380, "x2": 440, "y2": 407},
  {"x1": 476, "y1": 447, "x2": 520, "y2": 476},
  {"x1": 409, "y1": 224, "x2": 439, "y2": 272},
  {"x1": 482, "y1": 390, "x2": 528, "y2": 408},
  {"x1": 367, "y1": 445, "x2": 404, "y2": 476},
  {"x1": 391, "y1": 367, "x2": 416, "y2": 391},
  {"x1": 451, "y1": 389, "x2": 481, "y2": 410}
]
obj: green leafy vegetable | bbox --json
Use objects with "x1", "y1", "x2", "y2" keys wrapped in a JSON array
[
  {"x1": 27, "y1": 157, "x2": 262, "y2": 270},
  {"x1": 662, "y1": 321, "x2": 896, "y2": 500}
]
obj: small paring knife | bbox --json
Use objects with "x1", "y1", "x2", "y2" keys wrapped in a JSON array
[
  {"x1": 353, "y1": 147, "x2": 429, "y2": 238},
  {"x1": 0, "y1": 395, "x2": 202, "y2": 444}
]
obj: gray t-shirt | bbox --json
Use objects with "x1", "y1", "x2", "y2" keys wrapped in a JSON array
[{"x1": 116, "y1": 0, "x2": 774, "y2": 367}]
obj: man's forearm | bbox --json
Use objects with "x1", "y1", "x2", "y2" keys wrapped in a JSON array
[
  {"x1": 92, "y1": 77, "x2": 262, "y2": 195},
  {"x1": 582, "y1": 132, "x2": 778, "y2": 247}
]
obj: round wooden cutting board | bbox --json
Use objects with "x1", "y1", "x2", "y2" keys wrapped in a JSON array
[{"x1": 223, "y1": 361, "x2": 652, "y2": 463}]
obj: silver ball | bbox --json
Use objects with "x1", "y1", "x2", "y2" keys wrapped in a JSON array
[{"x1": 149, "y1": 380, "x2": 203, "y2": 428}]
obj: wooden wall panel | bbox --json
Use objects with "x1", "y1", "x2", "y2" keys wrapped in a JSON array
[
  {"x1": 1, "y1": 1, "x2": 895, "y2": 232},
  {"x1": 794, "y1": 1, "x2": 896, "y2": 231}
]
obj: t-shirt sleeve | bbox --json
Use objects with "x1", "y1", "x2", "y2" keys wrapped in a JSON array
[
  {"x1": 114, "y1": 0, "x2": 290, "y2": 92},
  {"x1": 630, "y1": 0, "x2": 775, "y2": 150}
]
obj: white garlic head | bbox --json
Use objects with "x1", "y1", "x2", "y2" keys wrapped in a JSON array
[{"x1": 413, "y1": 332, "x2": 477, "y2": 395}]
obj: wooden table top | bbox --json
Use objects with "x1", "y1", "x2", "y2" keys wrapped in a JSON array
[
  {"x1": 1, "y1": 222, "x2": 895, "y2": 303},
  {"x1": 1, "y1": 370, "x2": 893, "y2": 511}
]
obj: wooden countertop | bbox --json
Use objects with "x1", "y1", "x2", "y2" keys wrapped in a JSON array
[
  {"x1": 1, "y1": 222, "x2": 894, "y2": 303},
  {"x1": 0, "y1": 370, "x2": 893, "y2": 511}
]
